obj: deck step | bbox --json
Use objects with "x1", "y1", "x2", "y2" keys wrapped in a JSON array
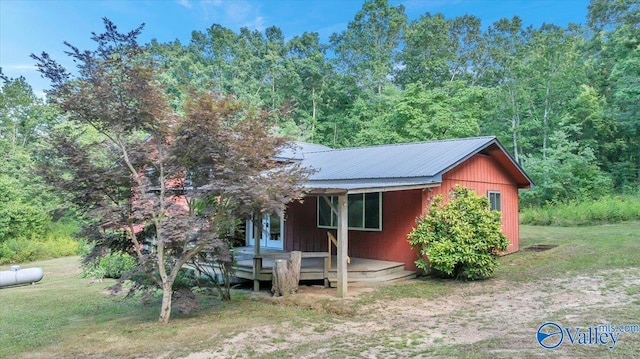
[
  {"x1": 328, "y1": 263, "x2": 405, "y2": 279},
  {"x1": 328, "y1": 270, "x2": 416, "y2": 287}
]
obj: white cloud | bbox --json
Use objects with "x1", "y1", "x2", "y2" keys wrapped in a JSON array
[
  {"x1": 197, "y1": 0, "x2": 265, "y2": 31},
  {"x1": 177, "y1": 0, "x2": 192, "y2": 9},
  {"x1": 4, "y1": 64, "x2": 38, "y2": 71}
]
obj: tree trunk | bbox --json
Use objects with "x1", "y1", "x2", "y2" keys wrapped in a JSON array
[
  {"x1": 542, "y1": 80, "x2": 551, "y2": 160},
  {"x1": 271, "y1": 251, "x2": 302, "y2": 296},
  {"x1": 509, "y1": 86, "x2": 520, "y2": 164},
  {"x1": 158, "y1": 281, "x2": 174, "y2": 323},
  {"x1": 311, "y1": 87, "x2": 316, "y2": 142}
]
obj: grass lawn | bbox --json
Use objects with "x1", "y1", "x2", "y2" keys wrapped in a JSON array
[{"x1": 1, "y1": 222, "x2": 639, "y2": 358}]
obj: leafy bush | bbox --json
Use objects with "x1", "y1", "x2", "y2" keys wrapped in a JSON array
[
  {"x1": 0, "y1": 197, "x2": 82, "y2": 264},
  {"x1": 0, "y1": 175, "x2": 53, "y2": 244},
  {"x1": 173, "y1": 268, "x2": 200, "y2": 289},
  {"x1": 98, "y1": 252, "x2": 137, "y2": 279},
  {"x1": 0, "y1": 236, "x2": 79, "y2": 264},
  {"x1": 408, "y1": 185, "x2": 509, "y2": 280},
  {"x1": 520, "y1": 192, "x2": 640, "y2": 226},
  {"x1": 82, "y1": 252, "x2": 137, "y2": 279}
]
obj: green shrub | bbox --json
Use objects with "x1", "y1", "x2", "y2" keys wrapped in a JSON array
[
  {"x1": 0, "y1": 213, "x2": 82, "y2": 264},
  {"x1": 82, "y1": 260, "x2": 108, "y2": 279},
  {"x1": 520, "y1": 192, "x2": 640, "y2": 226},
  {"x1": 82, "y1": 252, "x2": 138, "y2": 279},
  {"x1": 0, "y1": 236, "x2": 79, "y2": 264},
  {"x1": 98, "y1": 252, "x2": 138, "y2": 279},
  {"x1": 173, "y1": 268, "x2": 200, "y2": 289},
  {"x1": 408, "y1": 185, "x2": 509, "y2": 280}
]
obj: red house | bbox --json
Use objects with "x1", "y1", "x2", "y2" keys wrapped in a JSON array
[{"x1": 242, "y1": 137, "x2": 532, "y2": 296}]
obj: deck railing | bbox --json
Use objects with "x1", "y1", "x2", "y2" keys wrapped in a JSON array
[{"x1": 327, "y1": 232, "x2": 350, "y2": 271}]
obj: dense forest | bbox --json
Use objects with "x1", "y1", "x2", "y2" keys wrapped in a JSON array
[
  {"x1": 0, "y1": 0, "x2": 638, "y2": 261},
  {"x1": 140, "y1": 0, "x2": 639, "y2": 207}
]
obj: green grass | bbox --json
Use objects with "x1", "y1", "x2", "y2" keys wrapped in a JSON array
[
  {"x1": 520, "y1": 193, "x2": 640, "y2": 226},
  {"x1": 497, "y1": 222, "x2": 640, "y2": 281},
  {"x1": 1, "y1": 222, "x2": 639, "y2": 358}
]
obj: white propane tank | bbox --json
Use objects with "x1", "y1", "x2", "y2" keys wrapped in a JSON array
[{"x1": 0, "y1": 266, "x2": 44, "y2": 287}]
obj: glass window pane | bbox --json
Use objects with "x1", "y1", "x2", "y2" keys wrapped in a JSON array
[
  {"x1": 348, "y1": 194, "x2": 364, "y2": 228},
  {"x1": 269, "y1": 214, "x2": 281, "y2": 240},
  {"x1": 365, "y1": 192, "x2": 380, "y2": 229},
  {"x1": 489, "y1": 192, "x2": 501, "y2": 212},
  {"x1": 318, "y1": 196, "x2": 333, "y2": 227}
]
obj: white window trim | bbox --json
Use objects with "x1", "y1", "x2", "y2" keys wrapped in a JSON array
[
  {"x1": 317, "y1": 193, "x2": 383, "y2": 231},
  {"x1": 488, "y1": 190, "x2": 501, "y2": 212}
]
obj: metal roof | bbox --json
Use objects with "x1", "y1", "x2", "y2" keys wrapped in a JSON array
[
  {"x1": 273, "y1": 142, "x2": 333, "y2": 161},
  {"x1": 297, "y1": 137, "x2": 532, "y2": 193}
]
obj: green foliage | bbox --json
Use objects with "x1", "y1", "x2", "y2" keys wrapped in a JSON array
[
  {"x1": 520, "y1": 131, "x2": 613, "y2": 207},
  {"x1": 0, "y1": 235, "x2": 79, "y2": 265},
  {"x1": 173, "y1": 268, "x2": 200, "y2": 289},
  {"x1": 408, "y1": 185, "x2": 509, "y2": 280},
  {"x1": 330, "y1": 0, "x2": 407, "y2": 95},
  {"x1": 0, "y1": 75, "x2": 79, "y2": 264},
  {"x1": 100, "y1": 252, "x2": 137, "y2": 279},
  {"x1": 0, "y1": 198, "x2": 49, "y2": 243},
  {"x1": 393, "y1": 81, "x2": 484, "y2": 141},
  {"x1": 0, "y1": 218, "x2": 81, "y2": 264},
  {"x1": 520, "y1": 192, "x2": 640, "y2": 226},
  {"x1": 142, "y1": 1, "x2": 640, "y2": 198},
  {"x1": 83, "y1": 252, "x2": 137, "y2": 279}
]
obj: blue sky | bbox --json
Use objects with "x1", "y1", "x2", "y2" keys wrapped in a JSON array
[{"x1": 1, "y1": 0, "x2": 590, "y2": 96}]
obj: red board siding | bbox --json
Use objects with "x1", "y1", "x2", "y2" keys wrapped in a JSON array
[
  {"x1": 284, "y1": 153, "x2": 522, "y2": 271},
  {"x1": 284, "y1": 190, "x2": 423, "y2": 270},
  {"x1": 425, "y1": 154, "x2": 520, "y2": 253}
]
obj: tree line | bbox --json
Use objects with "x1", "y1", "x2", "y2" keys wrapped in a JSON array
[
  {"x1": 0, "y1": 0, "x2": 637, "y2": 242},
  {"x1": 145, "y1": 0, "x2": 638, "y2": 206}
]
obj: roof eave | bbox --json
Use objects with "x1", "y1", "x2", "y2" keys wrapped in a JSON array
[
  {"x1": 434, "y1": 137, "x2": 534, "y2": 188},
  {"x1": 303, "y1": 177, "x2": 442, "y2": 195}
]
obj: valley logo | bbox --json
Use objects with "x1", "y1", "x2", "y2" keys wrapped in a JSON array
[{"x1": 536, "y1": 322, "x2": 639, "y2": 350}]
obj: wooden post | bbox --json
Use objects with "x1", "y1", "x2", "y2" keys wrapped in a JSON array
[
  {"x1": 336, "y1": 194, "x2": 348, "y2": 297},
  {"x1": 327, "y1": 233, "x2": 332, "y2": 270},
  {"x1": 253, "y1": 214, "x2": 262, "y2": 292},
  {"x1": 291, "y1": 251, "x2": 301, "y2": 287},
  {"x1": 323, "y1": 255, "x2": 329, "y2": 288},
  {"x1": 271, "y1": 251, "x2": 302, "y2": 296},
  {"x1": 253, "y1": 257, "x2": 262, "y2": 292}
]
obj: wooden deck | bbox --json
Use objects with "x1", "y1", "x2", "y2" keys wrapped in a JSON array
[{"x1": 230, "y1": 247, "x2": 416, "y2": 290}]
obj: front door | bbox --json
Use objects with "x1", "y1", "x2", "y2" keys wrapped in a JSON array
[{"x1": 246, "y1": 213, "x2": 284, "y2": 250}]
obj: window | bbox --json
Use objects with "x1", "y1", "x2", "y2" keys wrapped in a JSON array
[
  {"x1": 317, "y1": 192, "x2": 382, "y2": 231},
  {"x1": 488, "y1": 191, "x2": 501, "y2": 211}
]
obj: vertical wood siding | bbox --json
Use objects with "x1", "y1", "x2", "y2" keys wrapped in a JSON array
[
  {"x1": 284, "y1": 190, "x2": 423, "y2": 270},
  {"x1": 425, "y1": 154, "x2": 520, "y2": 253},
  {"x1": 284, "y1": 153, "x2": 522, "y2": 271}
]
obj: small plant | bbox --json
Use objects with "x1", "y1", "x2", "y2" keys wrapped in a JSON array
[
  {"x1": 100, "y1": 252, "x2": 137, "y2": 279},
  {"x1": 408, "y1": 185, "x2": 509, "y2": 280},
  {"x1": 83, "y1": 252, "x2": 137, "y2": 279}
]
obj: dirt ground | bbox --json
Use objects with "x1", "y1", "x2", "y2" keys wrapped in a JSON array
[{"x1": 179, "y1": 267, "x2": 640, "y2": 358}]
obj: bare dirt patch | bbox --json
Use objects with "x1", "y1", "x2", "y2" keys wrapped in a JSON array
[
  {"x1": 181, "y1": 267, "x2": 640, "y2": 358},
  {"x1": 522, "y1": 244, "x2": 559, "y2": 252}
]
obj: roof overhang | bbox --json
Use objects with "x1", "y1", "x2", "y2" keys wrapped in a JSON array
[
  {"x1": 303, "y1": 177, "x2": 442, "y2": 195},
  {"x1": 434, "y1": 138, "x2": 534, "y2": 189}
]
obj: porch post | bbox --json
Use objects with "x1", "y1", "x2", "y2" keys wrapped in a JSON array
[
  {"x1": 253, "y1": 214, "x2": 261, "y2": 291},
  {"x1": 336, "y1": 194, "x2": 348, "y2": 298}
]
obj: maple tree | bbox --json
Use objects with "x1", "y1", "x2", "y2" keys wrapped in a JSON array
[{"x1": 33, "y1": 18, "x2": 309, "y2": 323}]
